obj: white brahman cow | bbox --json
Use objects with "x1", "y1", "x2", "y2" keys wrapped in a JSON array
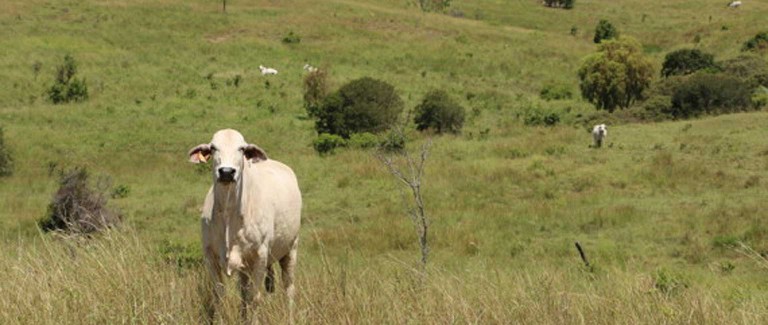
[
  {"x1": 189, "y1": 129, "x2": 302, "y2": 322},
  {"x1": 592, "y1": 124, "x2": 608, "y2": 148},
  {"x1": 728, "y1": 1, "x2": 742, "y2": 8}
]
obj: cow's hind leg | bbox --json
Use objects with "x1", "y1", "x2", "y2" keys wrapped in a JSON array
[{"x1": 280, "y1": 238, "x2": 299, "y2": 322}]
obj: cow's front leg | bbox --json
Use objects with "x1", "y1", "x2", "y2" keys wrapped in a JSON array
[{"x1": 252, "y1": 244, "x2": 269, "y2": 306}]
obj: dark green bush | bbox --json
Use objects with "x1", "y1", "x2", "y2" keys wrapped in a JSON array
[
  {"x1": 413, "y1": 90, "x2": 466, "y2": 134},
  {"x1": 539, "y1": 84, "x2": 573, "y2": 101},
  {"x1": 661, "y1": 49, "x2": 716, "y2": 77},
  {"x1": 39, "y1": 167, "x2": 122, "y2": 235},
  {"x1": 593, "y1": 19, "x2": 618, "y2": 44},
  {"x1": 313, "y1": 133, "x2": 347, "y2": 155},
  {"x1": 742, "y1": 31, "x2": 768, "y2": 53},
  {"x1": 669, "y1": 73, "x2": 753, "y2": 118},
  {"x1": 48, "y1": 55, "x2": 88, "y2": 104},
  {"x1": 0, "y1": 126, "x2": 12, "y2": 177},
  {"x1": 313, "y1": 77, "x2": 404, "y2": 138}
]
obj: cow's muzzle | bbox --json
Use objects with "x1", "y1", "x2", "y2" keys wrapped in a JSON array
[{"x1": 217, "y1": 167, "x2": 236, "y2": 183}]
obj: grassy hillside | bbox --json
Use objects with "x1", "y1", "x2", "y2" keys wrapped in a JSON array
[{"x1": 1, "y1": 0, "x2": 768, "y2": 323}]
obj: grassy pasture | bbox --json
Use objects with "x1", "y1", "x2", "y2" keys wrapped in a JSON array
[{"x1": 1, "y1": 0, "x2": 768, "y2": 323}]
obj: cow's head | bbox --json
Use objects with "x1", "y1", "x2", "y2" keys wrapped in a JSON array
[
  {"x1": 594, "y1": 124, "x2": 607, "y2": 136},
  {"x1": 188, "y1": 129, "x2": 268, "y2": 184}
]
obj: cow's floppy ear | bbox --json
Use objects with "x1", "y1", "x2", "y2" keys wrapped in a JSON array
[
  {"x1": 243, "y1": 144, "x2": 268, "y2": 162},
  {"x1": 188, "y1": 144, "x2": 212, "y2": 164}
]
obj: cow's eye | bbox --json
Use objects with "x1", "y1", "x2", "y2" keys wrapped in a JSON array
[
  {"x1": 238, "y1": 147, "x2": 245, "y2": 152},
  {"x1": 210, "y1": 145, "x2": 218, "y2": 152}
]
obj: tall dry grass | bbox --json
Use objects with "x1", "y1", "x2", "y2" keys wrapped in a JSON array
[{"x1": 2, "y1": 231, "x2": 767, "y2": 324}]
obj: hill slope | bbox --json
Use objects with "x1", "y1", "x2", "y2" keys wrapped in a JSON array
[{"x1": 1, "y1": 0, "x2": 768, "y2": 323}]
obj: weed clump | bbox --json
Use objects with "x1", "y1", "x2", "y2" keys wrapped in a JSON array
[
  {"x1": 0, "y1": 127, "x2": 12, "y2": 177},
  {"x1": 313, "y1": 77, "x2": 403, "y2": 138},
  {"x1": 543, "y1": 0, "x2": 574, "y2": 9},
  {"x1": 48, "y1": 55, "x2": 88, "y2": 104},
  {"x1": 303, "y1": 68, "x2": 331, "y2": 118},
  {"x1": 39, "y1": 167, "x2": 122, "y2": 235},
  {"x1": 282, "y1": 31, "x2": 301, "y2": 44},
  {"x1": 652, "y1": 269, "x2": 689, "y2": 295},
  {"x1": 413, "y1": 90, "x2": 466, "y2": 134},
  {"x1": 539, "y1": 83, "x2": 573, "y2": 101},
  {"x1": 524, "y1": 109, "x2": 561, "y2": 126}
]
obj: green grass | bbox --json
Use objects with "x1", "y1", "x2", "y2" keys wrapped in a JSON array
[{"x1": 1, "y1": 0, "x2": 768, "y2": 323}]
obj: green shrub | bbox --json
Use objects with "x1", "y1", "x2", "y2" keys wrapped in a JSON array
[
  {"x1": 578, "y1": 37, "x2": 654, "y2": 111},
  {"x1": 413, "y1": 90, "x2": 466, "y2": 134},
  {"x1": 661, "y1": 49, "x2": 716, "y2": 78},
  {"x1": 742, "y1": 31, "x2": 768, "y2": 53},
  {"x1": 282, "y1": 31, "x2": 301, "y2": 44},
  {"x1": 669, "y1": 73, "x2": 753, "y2": 118},
  {"x1": 48, "y1": 55, "x2": 89, "y2": 104},
  {"x1": 313, "y1": 133, "x2": 347, "y2": 155},
  {"x1": 0, "y1": 126, "x2": 12, "y2": 177},
  {"x1": 539, "y1": 83, "x2": 573, "y2": 101},
  {"x1": 348, "y1": 132, "x2": 379, "y2": 149},
  {"x1": 313, "y1": 77, "x2": 404, "y2": 138},
  {"x1": 303, "y1": 68, "x2": 331, "y2": 118},
  {"x1": 39, "y1": 167, "x2": 122, "y2": 235},
  {"x1": 593, "y1": 19, "x2": 618, "y2": 44}
]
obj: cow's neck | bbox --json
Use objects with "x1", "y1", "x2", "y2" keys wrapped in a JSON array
[{"x1": 212, "y1": 181, "x2": 242, "y2": 215}]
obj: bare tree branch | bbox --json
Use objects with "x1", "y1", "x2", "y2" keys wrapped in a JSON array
[{"x1": 376, "y1": 132, "x2": 432, "y2": 266}]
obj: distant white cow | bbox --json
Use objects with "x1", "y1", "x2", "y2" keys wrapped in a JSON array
[
  {"x1": 189, "y1": 129, "x2": 302, "y2": 322},
  {"x1": 592, "y1": 124, "x2": 608, "y2": 148},
  {"x1": 727, "y1": 1, "x2": 741, "y2": 8},
  {"x1": 303, "y1": 63, "x2": 318, "y2": 73},
  {"x1": 259, "y1": 65, "x2": 278, "y2": 75}
]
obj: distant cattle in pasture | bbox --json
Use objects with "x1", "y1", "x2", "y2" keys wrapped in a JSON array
[
  {"x1": 592, "y1": 124, "x2": 608, "y2": 148},
  {"x1": 727, "y1": 1, "x2": 742, "y2": 8},
  {"x1": 259, "y1": 65, "x2": 278, "y2": 75},
  {"x1": 303, "y1": 63, "x2": 318, "y2": 73}
]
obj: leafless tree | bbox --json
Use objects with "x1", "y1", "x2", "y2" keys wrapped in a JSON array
[{"x1": 376, "y1": 132, "x2": 432, "y2": 266}]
